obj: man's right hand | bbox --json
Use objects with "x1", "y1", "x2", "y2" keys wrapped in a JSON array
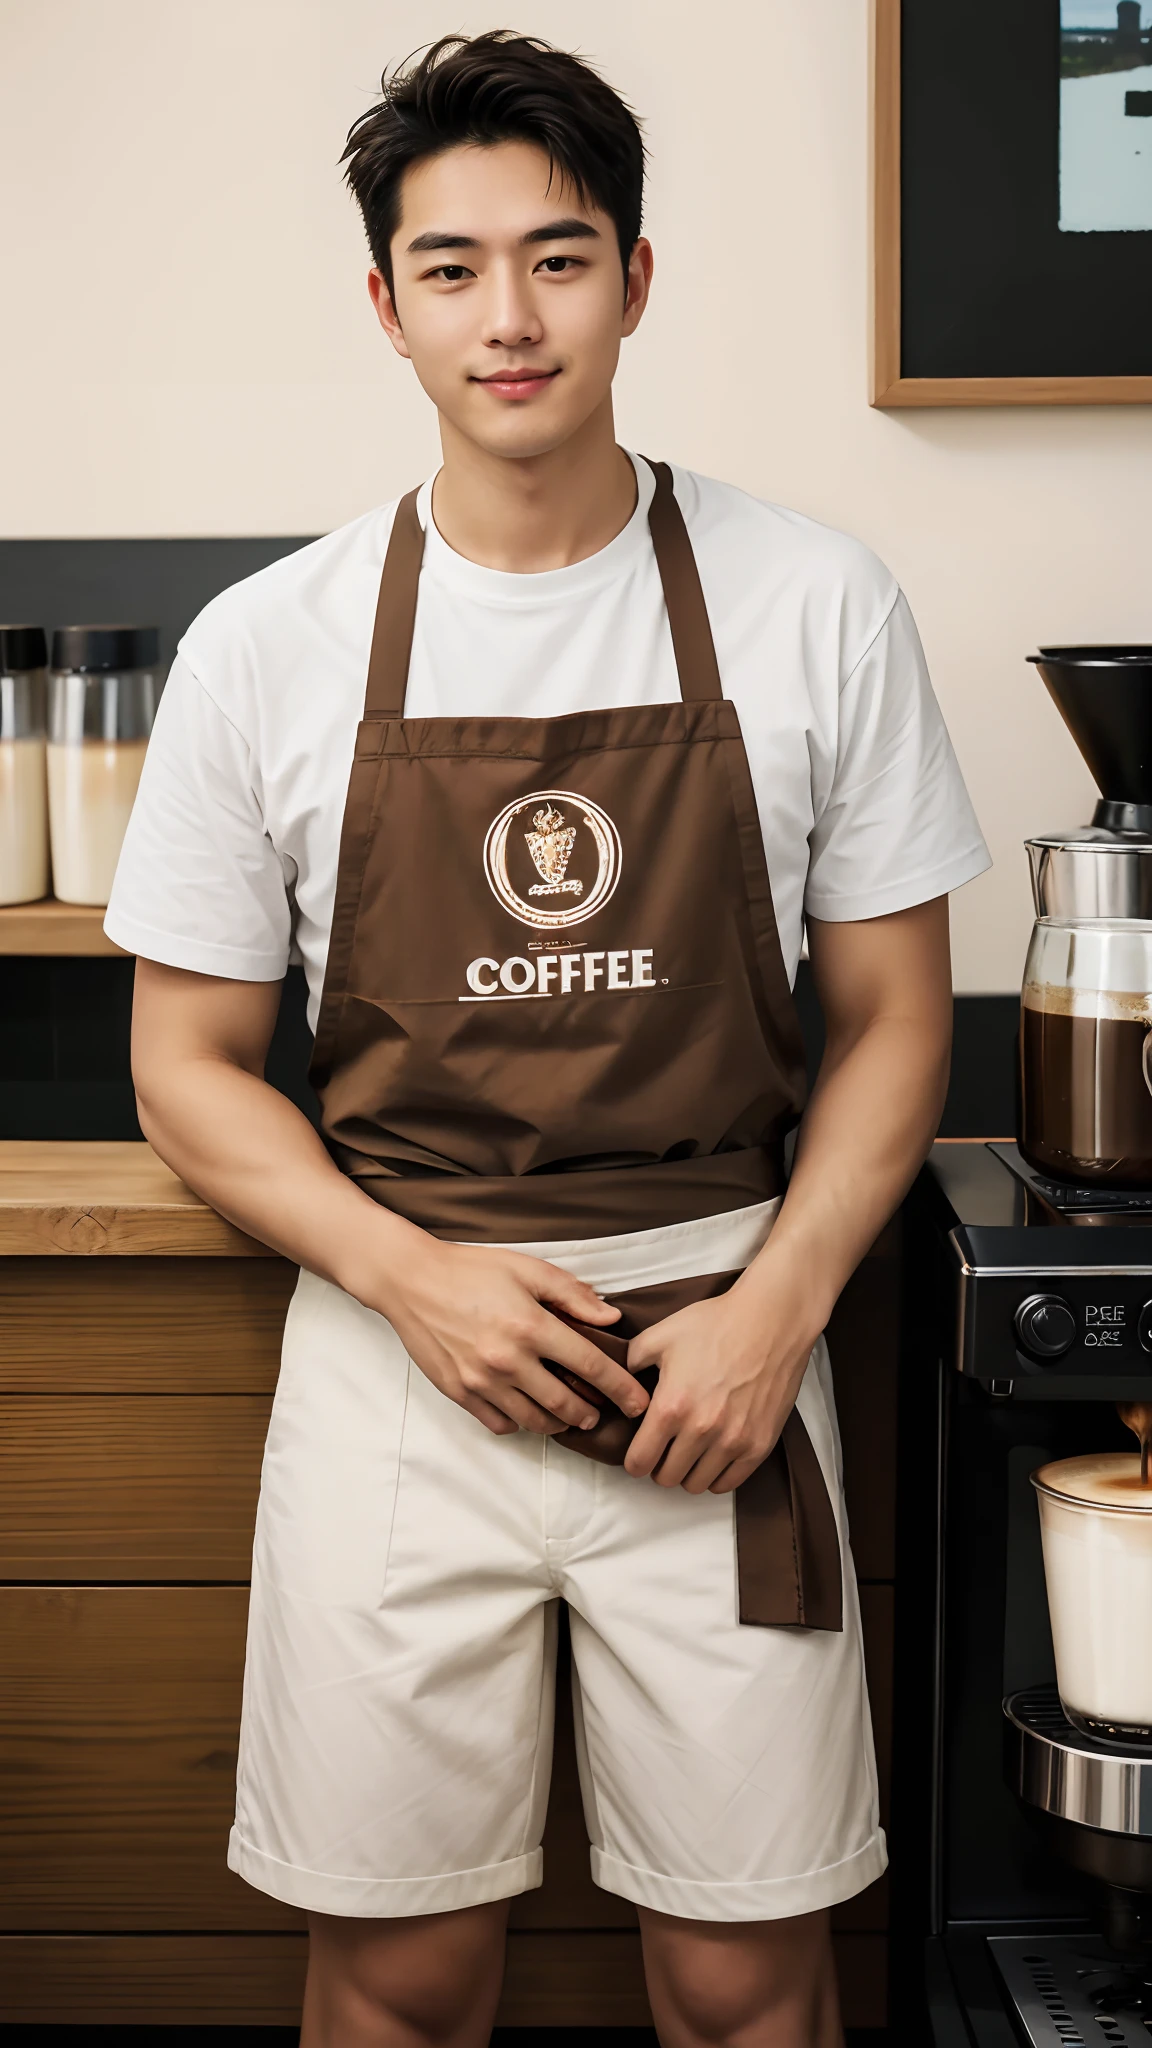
[{"x1": 374, "y1": 1240, "x2": 650, "y2": 1437}]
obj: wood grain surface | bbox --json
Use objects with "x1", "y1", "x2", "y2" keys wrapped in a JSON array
[
  {"x1": 0, "y1": 1587, "x2": 299, "y2": 1932},
  {"x1": 0, "y1": 1257, "x2": 295, "y2": 1391},
  {"x1": 0, "y1": 1396, "x2": 270, "y2": 1578},
  {"x1": 0, "y1": 1929, "x2": 886, "y2": 2028},
  {"x1": 0, "y1": 899, "x2": 126, "y2": 957},
  {"x1": 0, "y1": 1936, "x2": 308, "y2": 2023},
  {"x1": 869, "y1": 0, "x2": 902, "y2": 404},
  {"x1": 0, "y1": 1141, "x2": 277, "y2": 1255}
]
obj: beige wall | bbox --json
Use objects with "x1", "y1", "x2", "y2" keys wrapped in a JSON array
[{"x1": 4, "y1": 0, "x2": 1151, "y2": 990}]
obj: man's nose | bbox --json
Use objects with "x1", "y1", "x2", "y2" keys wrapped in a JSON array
[{"x1": 482, "y1": 264, "x2": 544, "y2": 349}]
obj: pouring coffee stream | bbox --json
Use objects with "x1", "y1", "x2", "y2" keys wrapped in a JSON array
[{"x1": 1118, "y1": 1403, "x2": 1152, "y2": 1486}]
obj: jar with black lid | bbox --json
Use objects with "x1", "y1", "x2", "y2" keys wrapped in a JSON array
[
  {"x1": 47, "y1": 625, "x2": 164, "y2": 906},
  {"x1": 0, "y1": 626, "x2": 49, "y2": 906}
]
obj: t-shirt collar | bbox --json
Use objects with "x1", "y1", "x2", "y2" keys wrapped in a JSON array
[{"x1": 413, "y1": 451, "x2": 656, "y2": 606}]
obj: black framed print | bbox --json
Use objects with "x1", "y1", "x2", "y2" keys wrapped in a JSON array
[{"x1": 871, "y1": 0, "x2": 1152, "y2": 403}]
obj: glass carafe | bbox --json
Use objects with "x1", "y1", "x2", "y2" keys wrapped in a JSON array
[{"x1": 1019, "y1": 834, "x2": 1152, "y2": 1185}]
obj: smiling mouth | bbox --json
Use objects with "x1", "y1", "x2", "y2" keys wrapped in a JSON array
[{"x1": 473, "y1": 368, "x2": 560, "y2": 398}]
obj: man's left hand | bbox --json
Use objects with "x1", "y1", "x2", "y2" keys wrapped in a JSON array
[{"x1": 622, "y1": 1274, "x2": 820, "y2": 1494}]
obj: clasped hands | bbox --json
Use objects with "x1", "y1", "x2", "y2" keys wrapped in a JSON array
[{"x1": 376, "y1": 1238, "x2": 818, "y2": 1496}]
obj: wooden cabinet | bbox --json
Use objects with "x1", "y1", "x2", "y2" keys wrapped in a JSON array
[{"x1": 0, "y1": 1143, "x2": 898, "y2": 2028}]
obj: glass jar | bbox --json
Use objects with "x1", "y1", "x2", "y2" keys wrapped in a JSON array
[
  {"x1": 1034, "y1": 1454, "x2": 1152, "y2": 1743},
  {"x1": 1020, "y1": 834, "x2": 1152, "y2": 1184},
  {"x1": 47, "y1": 626, "x2": 164, "y2": 907},
  {"x1": 0, "y1": 626, "x2": 49, "y2": 906}
]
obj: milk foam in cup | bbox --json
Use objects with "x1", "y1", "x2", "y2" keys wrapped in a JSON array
[
  {"x1": 47, "y1": 626, "x2": 163, "y2": 907},
  {"x1": 1033, "y1": 1453, "x2": 1152, "y2": 1741}
]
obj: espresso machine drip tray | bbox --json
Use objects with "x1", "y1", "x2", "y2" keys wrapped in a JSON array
[
  {"x1": 991, "y1": 1936, "x2": 1152, "y2": 2047},
  {"x1": 1007, "y1": 1686, "x2": 1152, "y2": 1832}
]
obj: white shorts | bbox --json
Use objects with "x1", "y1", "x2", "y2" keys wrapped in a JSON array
[{"x1": 228, "y1": 1200, "x2": 886, "y2": 1922}]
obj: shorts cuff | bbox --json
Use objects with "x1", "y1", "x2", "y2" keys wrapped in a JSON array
[
  {"x1": 228, "y1": 1827, "x2": 543, "y2": 1918},
  {"x1": 589, "y1": 1830, "x2": 888, "y2": 1922}
]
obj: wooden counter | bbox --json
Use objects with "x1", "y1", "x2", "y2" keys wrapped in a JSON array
[{"x1": 0, "y1": 1143, "x2": 895, "y2": 2027}]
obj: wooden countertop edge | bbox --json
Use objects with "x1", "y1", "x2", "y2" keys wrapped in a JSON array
[
  {"x1": 0, "y1": 1205, "x2": 280, "y2": 1256},
  {"x1": 0, "y1": 1143, "x2": 283, "y2": 1257}
]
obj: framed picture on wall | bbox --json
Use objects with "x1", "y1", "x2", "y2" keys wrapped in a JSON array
[{"x1": 872, "y1": 0, "x2": 1152, "y2": 404}]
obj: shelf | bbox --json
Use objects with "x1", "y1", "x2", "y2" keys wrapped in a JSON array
[
  {"x1": 0, "y1": 1141, "x2": 275, "y2": 1255},
  {"x1": 0, "y1": 900, "x2": 126, "y2": 957}
]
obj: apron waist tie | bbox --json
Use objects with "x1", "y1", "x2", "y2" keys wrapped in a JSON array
[{"x1": 546, "y1": 1270, "x2": 843, "y2": 1632}]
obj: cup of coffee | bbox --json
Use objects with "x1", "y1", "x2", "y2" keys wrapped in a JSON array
[{"x1": 1033, "y1": 1453, "x2": 1152, "y2": 1743}]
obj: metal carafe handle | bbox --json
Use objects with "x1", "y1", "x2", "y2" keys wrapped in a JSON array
[{"x1": 1143, "y1": 1028, "x2": 1152, "y2": 1101}]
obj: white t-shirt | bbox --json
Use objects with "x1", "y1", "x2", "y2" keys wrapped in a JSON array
[{"x1": 104, "y1": 456, "x2": 990, "y2": 1032}]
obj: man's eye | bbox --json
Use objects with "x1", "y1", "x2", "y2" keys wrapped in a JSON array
[
  {"x1": 539, "y1": 256, "x2": 574, "y2": 273},
  {"x1": 436, "y1": 265, "x2": 469, "y2": 282}
]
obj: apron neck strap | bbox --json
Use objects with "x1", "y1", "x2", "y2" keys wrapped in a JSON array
[
  {"x1": 643, "y1": 460, "x2": 723, "y2": 704},
  {"x1": 364, "y1": 488, "x2": 424, "y2": 720},
  {"x1": 363, "y1": 461, "x2": 723, "y2": 720}
]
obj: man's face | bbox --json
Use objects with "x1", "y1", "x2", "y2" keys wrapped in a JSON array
[{"x1": 370, "y1": 139, "x2": 651, "y2": 461}]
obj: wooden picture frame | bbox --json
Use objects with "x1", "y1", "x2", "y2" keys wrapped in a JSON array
[{"x1": 870, "y1": 0, "x2": 1152, "y2": 407}]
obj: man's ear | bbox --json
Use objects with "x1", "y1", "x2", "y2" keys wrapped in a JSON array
[
  {"x1": 621, "y1": 238, "x2": 654, "y2": 338},
  {"x1": 368, "y1": 266, "x2": 411, "y2": 360}
]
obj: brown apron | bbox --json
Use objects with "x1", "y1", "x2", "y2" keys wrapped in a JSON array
[{"x1": 308, "y1": 461, "x2": 842, "y2": 1631}]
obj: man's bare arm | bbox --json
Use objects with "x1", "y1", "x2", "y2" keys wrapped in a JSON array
[
  {"x1": 625, "y1": 896, "x2": 953, "y2": 1489},
  {"x1": 755, "y1": 892, "x2": 954, "y2": 1322},
  {"x1": 129, "y1": 959, "x2": 646, "y2": 1434}
]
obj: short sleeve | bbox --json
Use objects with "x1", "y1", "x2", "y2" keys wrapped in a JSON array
[
  {"x1": 804, "y1": 591, "x2": 990, "y2": 922},
  {"x1": 103, "y1": 653, "x2": 292, "y2": 979}
]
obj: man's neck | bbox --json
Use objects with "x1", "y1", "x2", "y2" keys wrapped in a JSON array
[{"x1": 429, "y1": 403, "x2": 638, "y2": 573}]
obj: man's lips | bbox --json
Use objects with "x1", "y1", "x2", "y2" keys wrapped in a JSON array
[{"x1": 473, "y1": 367, "x2": 560, "y2": 400}]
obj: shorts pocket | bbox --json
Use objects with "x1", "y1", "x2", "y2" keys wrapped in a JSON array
[{"x1": 254, "y1": 1279, "x2": 414, "y2": 1611}]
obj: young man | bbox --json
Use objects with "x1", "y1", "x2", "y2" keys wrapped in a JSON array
[{"x1": 106, "y1": 31, "x2": 989, "y2": 2048}]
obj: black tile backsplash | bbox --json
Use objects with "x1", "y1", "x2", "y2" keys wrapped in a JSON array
[
  {"x1": 0, "y1": 536, "x2": 314, "y2": 671},
  {"x1": 0, "y1": 959, "x2": 317, "y2": 1140}
]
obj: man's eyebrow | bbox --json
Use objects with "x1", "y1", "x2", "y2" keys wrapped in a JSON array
[
  {"x1": 406, "y1": 231, "x2": 481, "y2": 253},
  {"x1": 521, "y1": 218, "x2": 600, "y2": 245},
  {"x1": 406, "y1": 219, "x2": 601, "y2": 256}
]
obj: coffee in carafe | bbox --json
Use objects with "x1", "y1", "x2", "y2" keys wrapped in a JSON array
[
  {"x1": 1019, "y1": 649, "x2": 1152, "y2": 1188},
  {"x1": 1020, "y1": 928, "x2": 1152, "y2": 1186}
]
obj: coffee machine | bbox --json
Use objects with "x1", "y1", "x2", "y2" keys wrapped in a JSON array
[{"x1": 896, "y1": 651, "x2": 1152, "y2": 2046}]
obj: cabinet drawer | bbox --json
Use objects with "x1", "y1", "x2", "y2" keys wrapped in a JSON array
[
  {"x1": 0, "y1": 1258, "x2": 296, "y2": 1393},
  {"x1": 0, "y1": 1587, "x2": 299, "y2": 1931},
  {"x1": 0, "y1": 1398, "x2": 269, "y2": 1579}
]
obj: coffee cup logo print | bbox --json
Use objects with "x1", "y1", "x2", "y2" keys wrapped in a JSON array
[{"x1": 484, "y1": 789, "x2": 622, "y2": 930}]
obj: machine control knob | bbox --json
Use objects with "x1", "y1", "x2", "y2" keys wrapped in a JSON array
[
  {"x1": 1015, "y1": 1293, "x2": 1077, "y2": 1360},
  {"x1": 1139, "y1": 1301, "x2": 1152, "y2": 1354}
]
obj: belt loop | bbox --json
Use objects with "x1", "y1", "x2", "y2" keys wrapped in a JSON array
[{"x1": 355, "y1": 719, "x2": 386, "y2": 759}]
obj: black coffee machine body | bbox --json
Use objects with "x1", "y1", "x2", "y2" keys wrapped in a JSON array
[{"x1": 896, "y1": 652, "x2": 1152, "y2": 2047}]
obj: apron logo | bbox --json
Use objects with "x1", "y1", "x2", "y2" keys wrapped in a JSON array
[{"x1": 483, "y1": 788, "x2": 622, "y2": 930}]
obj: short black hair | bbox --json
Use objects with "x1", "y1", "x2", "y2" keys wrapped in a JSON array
[{"x1": 341, "y1": 30, "x2": 645, "y2": 295}]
